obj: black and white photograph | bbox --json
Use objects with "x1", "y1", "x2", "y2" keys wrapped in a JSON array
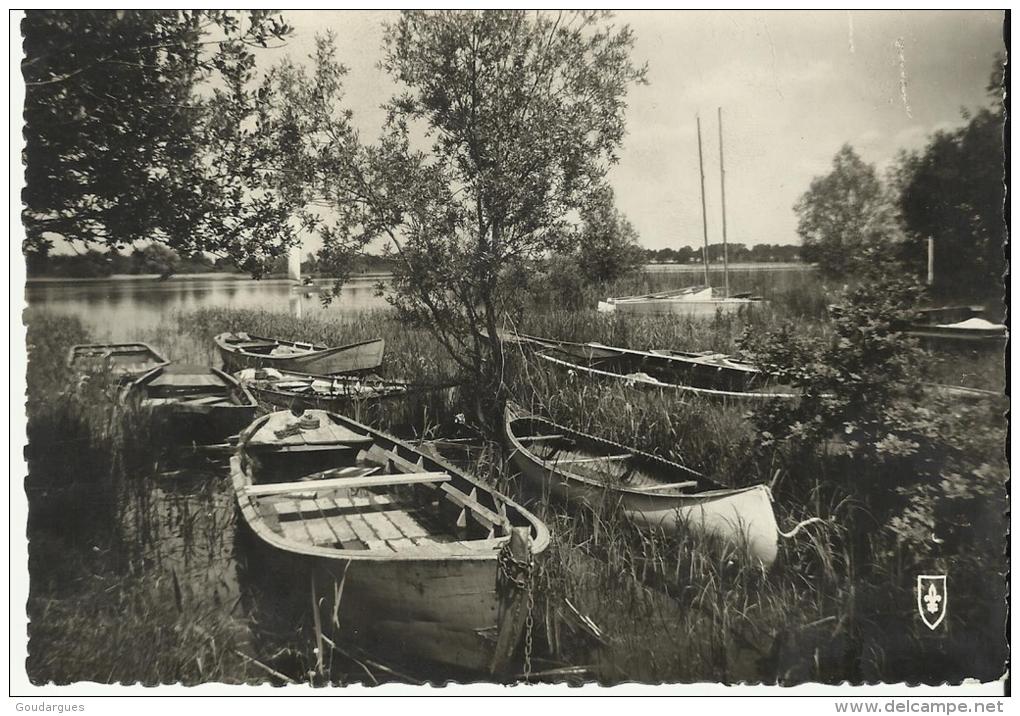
[{"x1": 13, "y1": 8, "x2": 1009, "y2": 696}]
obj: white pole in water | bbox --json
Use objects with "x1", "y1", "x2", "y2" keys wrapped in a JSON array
[
  {"x1": 696, "y1": 115, "x2": 711, "y2": 288},
  {"x1": 927, "y1": 237, "x2": 935, "y2": 286},
  {"x1": 717, "y1": 107, "x2": 730, "y2": 298},
  {"x1": 287, "y1": 244, "x2": 302, "y2": 284},
  {"x1": 288, "y1": 243, "x2": 303, "y2": 319}
]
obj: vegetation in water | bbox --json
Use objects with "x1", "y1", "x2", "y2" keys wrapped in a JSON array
[{"x1": 22, "y1": 266, "x2": 1007, "y2": 685}]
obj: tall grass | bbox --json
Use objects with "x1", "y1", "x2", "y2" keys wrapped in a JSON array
[{"x1": 21, "y1": 267, "x2": 1007, "y2": 685}]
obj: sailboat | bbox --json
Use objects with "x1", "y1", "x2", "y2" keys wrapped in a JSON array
[{"x1": 600, "y1": 109, "x2": 766, "y2": 318}]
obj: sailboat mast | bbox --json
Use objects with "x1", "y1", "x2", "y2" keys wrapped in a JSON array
[
  {"x1": 696, "y1": 115, "x2": 711, "y2": 287},
  {"x1": 717, "y1": 107, "x2": 730, "y2": 298}
]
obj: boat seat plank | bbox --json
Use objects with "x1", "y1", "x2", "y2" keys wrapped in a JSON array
[
  {"x1": 244, "y1": 472, "x2": 450, "y2": 497},
  {"x1": 150, "y1": 374, "x2": 223, "y2": 388},
  {"x1": 178, "y1": 395, "x2": 230, "y2": 406}
]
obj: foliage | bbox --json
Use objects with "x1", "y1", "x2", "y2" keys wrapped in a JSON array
[
  {"x1": 254, "y1": 11, "x2": 646, "y2": 426},
  {"x1": 644, "y1": 243, "x2": 802, "y2": 264},
  {"x1": 22, "y1": 10, "x2": 293, "y2": 266},
  {"x1": 739, "y1": 271, "x2": 1005, "y2": 633},
  {"x1": 794, "y1": 145, "x2": 902, "y2": 278},
  {"x1": 136, "y1": 244, "x2": 181, "y2": 280},
  {"x1": 894, "y1": 56, "x2": 1005, "y2": 297},
  {"x1": 739, "y1": 272, "x2": 925, "y2": 454},
  {"x1": 575, "y1": 186, "x2": 644, "y2": 283}
]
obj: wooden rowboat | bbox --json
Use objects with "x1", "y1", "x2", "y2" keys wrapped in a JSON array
[
  {"x1": 214, "y1": 332, "x2": 385, "y2": 375},
  {"x1": 504, "y1": 408, "x2": 778, "y2": 566},
  {"x1": 232, "y1": 409, "x2": 551, "y2": 677},
  {"x1": 68, "y1": 342, "x2": 168, "y2": 381},
  {"x1": 501, "y1": 332, "x2": 770, "y2": 393},
  {"x1": 123, "y1": 364, "x2": 258, "y2": 444},
  {"x1": 234, "y1": 368, "x2": 412, "y2": 412},
  {"x1": 501, "y1": 332, "x2": 798, "y2": 403}
]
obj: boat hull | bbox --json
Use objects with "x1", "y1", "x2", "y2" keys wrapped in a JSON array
[
  {"x1": 125, "y1": 365, "x2": 258, "y2": 444},
  {"x1": 510, "y1": 448, "x2": 777, "y2": 565},
  {"x1": 68, "y1": 342, "x2": 168, "y2": 381},
  {"x1": 505, "y1": 414, "x2": 779, "y2": 565},
  {"x1": 536, "y1": 352, "x2": 799, "y2": 404},
  {"x1": 236, "y1": 519, "x2": 521, "y2": 677},
  {"x1": 906, "y1": 325, "x2": 1007, "y2": 349},
  {"x1": 216, "y1": 335, "x2": 385, "y2": 374},
  {"x1": 608, "y1": 298, "x2": 762, "y2": 318}
]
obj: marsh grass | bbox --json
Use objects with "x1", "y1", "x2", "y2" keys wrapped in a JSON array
[{"x1": 22, "y1": 268, "x2": 1007, "y2": 685}]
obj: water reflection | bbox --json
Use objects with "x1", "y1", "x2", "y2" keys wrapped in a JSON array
[{"x1": 25, "y1": 274, "x2": 392, "y2": 342}]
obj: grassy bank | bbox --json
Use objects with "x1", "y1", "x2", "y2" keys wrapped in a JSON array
[{"x1": 22, "y1": 270, "x2": 1007, "y2": 685}]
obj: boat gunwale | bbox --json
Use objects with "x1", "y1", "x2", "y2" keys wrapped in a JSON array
[
  {"x1": 67, "y1": 341, "x2": 169, "y2": 369},
  {"x1": 126, "y1": 363, "x2": 259, "y2": 409},
  {"x1": 504, "y1": 332, "x2": 763, "y2": 378},
  {"x1": 535, "y1": 352, "x2": 802, "y2": 401},
  {"x1": 240, "y1": 369, "x2": 413, "y2": 406},
  {"x1": 504, "y1": 409, "x2": 765, "y2": 499},
  {"x1": 234, "y1": 411, "x2": 551, "y2": 562}
]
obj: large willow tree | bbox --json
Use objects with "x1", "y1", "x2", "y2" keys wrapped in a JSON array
[{"x1": 259, "y1": 11, "x2": 646, "y2": 423}]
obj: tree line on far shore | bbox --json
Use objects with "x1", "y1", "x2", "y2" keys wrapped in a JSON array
[{"x1": 25, "y1": 241, "x2": 803, "y2": 280}]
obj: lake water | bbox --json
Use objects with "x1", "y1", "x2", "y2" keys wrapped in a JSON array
[
  {"x1": 23, "y1": 264, "x2": 818, "y2": 343},
  {"x1": 24, "y1": 273, "x2": 393, "y2": 342}
]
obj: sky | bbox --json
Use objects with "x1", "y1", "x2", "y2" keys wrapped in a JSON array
[
  {"x1": 253, "y1": 10, "x2": 1003, "y2": 253},
  {"x1": 37, "y1": 10, "x2": 1005, "y2": 256}
]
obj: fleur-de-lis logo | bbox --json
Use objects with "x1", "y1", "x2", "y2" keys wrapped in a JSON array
[{"x1": 917, "y1": 575, "x2": 947, "y2": 630}]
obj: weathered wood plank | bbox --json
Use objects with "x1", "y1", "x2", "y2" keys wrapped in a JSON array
[
  {"x1": 302, "y1": 516, "x2": 341, "y2": 546},
  {"x1": 315, "y1": 498, "x2": 366, "y2": 548},
  {"x1": 332, "y1": 492, "x2": 397, "y2": 510},
  {"x1": 244, "y1": 472, "x2": 450, "y2": 497},
  {"x1": 271, "y1": 499, "x2": 304, "y2": 516},
  {"x1": 341, "y1": 511, "x2": 392, "y2": 552},
  {"x1": 278, "y1": 519, "x2": 313, "y2": 544},
  {"x1": 360, "y1": 510, "x2": 405, "y2": 541},
  {"x1": 376, "y1": 505, "x2": 431, "y2": 539}
]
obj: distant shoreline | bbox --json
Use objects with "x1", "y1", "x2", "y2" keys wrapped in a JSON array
[
  {"x1": 24, "y1": 272, "x2": 395, "y2": 284},
  {"x1": 644, "y1": 262, "x2": 811, "y2": 272},
  {"x1": 25, "y1": 263, "x2": 811, "y2": 284}
]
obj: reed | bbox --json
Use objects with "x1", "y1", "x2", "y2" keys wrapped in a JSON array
[{"x1": 22, "y1": 268, "x2": 1007, "y2": 685}]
